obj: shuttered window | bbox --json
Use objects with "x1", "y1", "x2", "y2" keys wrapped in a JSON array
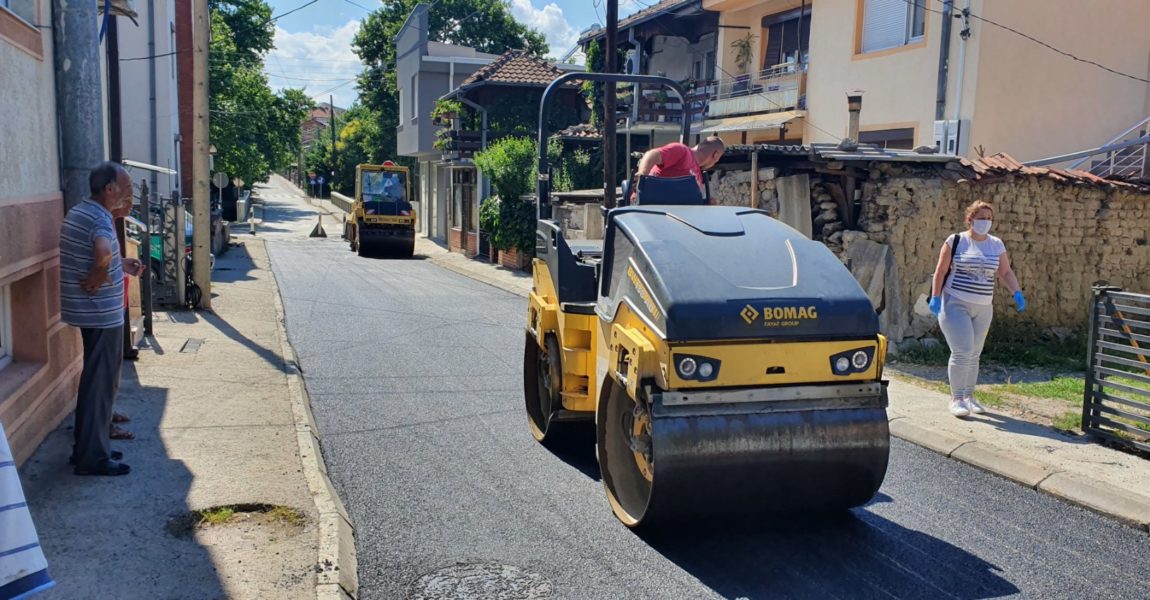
[{"x1": 861, "y1": 0, "x2": 926, "y2": 53}]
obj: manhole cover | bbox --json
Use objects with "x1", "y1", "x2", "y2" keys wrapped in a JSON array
[{"x1": 409, "y1": 562, "x2": 554, "y2": 600}]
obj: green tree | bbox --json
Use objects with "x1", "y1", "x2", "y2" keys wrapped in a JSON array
[
  {"x1": 209, "y1": 0, "x2": 311, "y2": 187},
  {"x1": 352, "y1": 0, "x2": 548, "y2": 166},
  {"x1": 305, "y1": 103, "x2": 385, "y2": 195},
  {"x1": 474, "y1": 136, "x2": 537, "y2": 253}
]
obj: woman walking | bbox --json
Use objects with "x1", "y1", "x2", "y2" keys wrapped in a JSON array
[{"x1": 928, "y1": 201, "x2": 1026, "y2": 417}]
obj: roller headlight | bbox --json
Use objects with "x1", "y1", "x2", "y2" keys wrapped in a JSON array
[
  {"x1": 698, "y1": 362, "x2": 714, "y2": 379},
  {"x1": 678, "y1": 357, "x2": 697, "y2": 378},
  {"x1": 830, "y1": 347, "x2": 876, "y2": 376}
]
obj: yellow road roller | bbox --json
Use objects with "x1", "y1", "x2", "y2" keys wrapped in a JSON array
[
  {"x1": 344, "y1": 162, "x2": 417, "y2": 258},
  {"x1": 524, "y1": 73, "x2": 890, "y2": 527}
]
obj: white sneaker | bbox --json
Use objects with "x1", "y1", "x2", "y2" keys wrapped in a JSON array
[
  {"x1": 949, "y1": 398, "x2": 970, "y2": 417},
  {"x1": 967, "y1": 397, "x2": 986, "y2": 415}
]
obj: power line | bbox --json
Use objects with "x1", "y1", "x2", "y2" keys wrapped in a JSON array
[
  {"x1": 338, "y1": 0, "x2": 374, "y2": 12},
  {"x1": 898, "y1": 0, "x2": 1150, "y2": 85}
]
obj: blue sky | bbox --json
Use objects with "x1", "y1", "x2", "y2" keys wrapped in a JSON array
[{"x1": 264, "y1": 0, "x2": 639, "y2": 108}]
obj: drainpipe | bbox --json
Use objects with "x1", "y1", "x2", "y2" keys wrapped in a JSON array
[
  {"x1": 950, "y1": 0, "x2": 972, "y2": 155},
  {"x1": 148, "y1": 0, "x2": 159, "y2": 195},
  {"x1": 53, "y1": 0, "x2": 107, "y2": 209},
  {"x1": 934, "y1": 0, "x2": 954, "y2": 123}
]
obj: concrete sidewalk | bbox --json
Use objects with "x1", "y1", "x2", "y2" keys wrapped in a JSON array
[
  {"x1": 18, "y1": 239, "x2": 354, "y2": 599},
  {"x1": 409, "y1": 232, "x2": 1150, "y2": 532}
]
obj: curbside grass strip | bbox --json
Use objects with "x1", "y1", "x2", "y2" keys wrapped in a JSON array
[
  {"x1": 1038, "y1": 472, "x2": 1150, "y2": 532},
  {"x1": 264, "y1": 238, "x2": 359, "y2": 599}
]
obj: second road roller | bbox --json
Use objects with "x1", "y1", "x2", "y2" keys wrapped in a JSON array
[{"x1": 524, "y1": 73, "x2": 890, "y2": 527}]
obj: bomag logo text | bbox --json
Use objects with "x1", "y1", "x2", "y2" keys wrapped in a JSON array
[
  {"x1": 742, "y1": 304, "x2": 817, "y2": 327},
  {"x1": 627, "y1": 266, "x2": 662, "y2": 321}
]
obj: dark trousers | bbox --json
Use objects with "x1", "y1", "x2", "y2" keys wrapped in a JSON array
[{"x1": 73, "y1": 326, "x2": 123, "y2": 467}]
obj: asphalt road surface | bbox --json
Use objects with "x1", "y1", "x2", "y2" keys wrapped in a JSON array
[{"x1": 257, "y1": 177, "x2": 1150, "y2": 600}]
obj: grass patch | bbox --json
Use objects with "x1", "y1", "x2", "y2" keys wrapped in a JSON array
[
  {"x1": 266, "y1": 505, "x2": 306, "y2": 526},
  {"x1": 1052, "y1": 411, "x2": 1082, "y2": 432},
  {"x1": 994, "y1": 376, "x2": 1085, "y2": 404},
  {"x1": 973, "y1": 388, "x2": 1009, "y2": 408},
  {"x1": 198, "y1": 506, "x2": 236, "y2": 526}
]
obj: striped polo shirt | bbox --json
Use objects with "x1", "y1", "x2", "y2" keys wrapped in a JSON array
[
  {"x1": 60, "y1": 199, "x2": 124, "y2": 329},
  {"x1": 944, "y1": 232, "x2": 1006, "y2": 305}
]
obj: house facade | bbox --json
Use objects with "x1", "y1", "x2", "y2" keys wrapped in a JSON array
[
  {"x1": 704, "y1": 0, "x2": 1150, "y2": 160},
  {"x1": 116, "y1": 0, "x2": 183, "y2": 198},
  {"x1": 395, "y1": 4, "x2": 498, "y2": 243},
  {"x1": 0, "y1": 0, "x2": 83, "y2": 465}
]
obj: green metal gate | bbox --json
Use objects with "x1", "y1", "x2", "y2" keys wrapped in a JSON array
[{"x1": 1083, "y1": 286, "x2": 1150, "y2": 453}]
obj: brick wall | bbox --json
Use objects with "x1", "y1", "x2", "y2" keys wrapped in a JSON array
[{"x1": 499, "y1": 247, "x2": 530, "y2": 271}]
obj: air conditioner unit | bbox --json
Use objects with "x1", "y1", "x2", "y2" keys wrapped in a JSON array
[{"x1": 933, "y1": 119, "x2": 964, "y2": 155}]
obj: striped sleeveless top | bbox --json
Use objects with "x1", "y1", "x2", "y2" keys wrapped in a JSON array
[{"x1": 944, "y1": 232, "x2": 1006, "y2": 305}]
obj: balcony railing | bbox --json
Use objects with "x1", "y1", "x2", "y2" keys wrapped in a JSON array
[{"x1": 707, "y1": 62, "x2": 807, "y2": 118}]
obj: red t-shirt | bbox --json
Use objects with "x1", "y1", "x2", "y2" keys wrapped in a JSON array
[{"x1": 651, "y1": 142, "x2": 703, "y2": 189}]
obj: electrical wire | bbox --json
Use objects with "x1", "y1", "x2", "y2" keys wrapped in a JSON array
[
  {"x1": 898, "y1": 0, "x2": 1150, "y2": 85},
  {"x1": 338, "y1": 0, "x2": 375, "y2": 12}
]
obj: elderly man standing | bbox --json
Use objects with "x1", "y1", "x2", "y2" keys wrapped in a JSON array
[{"x1": 59, "y1": 162, "x2": 143, "y2": 476}]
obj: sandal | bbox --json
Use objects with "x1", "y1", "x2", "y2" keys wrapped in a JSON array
[
  {"x1": 110, "y1": 425, "x2": 136, "y2": 440},
  {"x1": 112, "y1": 412, "x2": 131, "y2": 424}
]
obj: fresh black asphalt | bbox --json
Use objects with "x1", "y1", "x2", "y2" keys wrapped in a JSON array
[{"x1": 260, "y1": 182, "x2": 1150, "y2": 600}]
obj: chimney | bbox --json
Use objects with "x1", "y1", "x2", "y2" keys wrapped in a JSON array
[{"x1": 846, "y1": 92, "x2": 863, "y2": 143}]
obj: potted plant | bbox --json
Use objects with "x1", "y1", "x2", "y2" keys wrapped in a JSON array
[
  {"x1": 431, "y1": 99, "x2": 462, "y2": 126},
  {"x1": 478, "y1": 196, "x2": 501, "y2": 263},
  {"x1": 730, "y1": 32, "x2": 757, "y2": 93}
]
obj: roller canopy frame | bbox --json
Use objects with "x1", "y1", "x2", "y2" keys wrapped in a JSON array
[{"x1": 536, "y1": 73, "x2": 691, "y2": 219}]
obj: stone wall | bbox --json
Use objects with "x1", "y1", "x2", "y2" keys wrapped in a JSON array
[
  {"x1": 709, "y1": 160, "x2": 1150, "y2": 344},
  {"x1": 858, "y1": 166, "x2": 1150, "y2": 342}
]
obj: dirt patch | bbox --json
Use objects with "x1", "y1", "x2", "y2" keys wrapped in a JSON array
[{"x1": 167, "y1": 503, "x2": 307, "y2": 539}]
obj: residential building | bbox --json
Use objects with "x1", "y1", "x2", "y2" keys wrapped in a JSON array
[
  {"x1": 302, "y1": 103, "x2": 345, "y2": 149},
  {"x1": 704, "y1": 0, "x2": 1150, "y2": 161},
  {"x1": 435, "y1": 50, "x2": 585, "y2": 255},
  {"x1": 115, "y1": 0, "x2": 183, "y2": 199},
  {"x1": 394, "y1": 3, "x2": 498, "y2": 242},
  {"x1": 579, "y1": 0, "x2": 720, "y2": 148},
  {"x1": 0, "y1": 0, "x2": 82, "y2": 465}
]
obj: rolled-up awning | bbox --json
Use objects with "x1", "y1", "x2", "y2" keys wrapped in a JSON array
[{"x1": 698, "y1": 110, "x2": 804, "y2": 134}]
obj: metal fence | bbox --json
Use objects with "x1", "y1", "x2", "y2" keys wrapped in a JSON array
[{"x1": 1082, "y1": 286, "x2": 1150, "y2": 453}]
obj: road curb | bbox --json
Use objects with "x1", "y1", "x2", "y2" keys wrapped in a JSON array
[
  {"x1": 890, "y1": 419, "x2": 1150, "y2": 532},
  {"x1": 263, "y1": 238, "x2": 360, "y2": 599},
  {"x1": 426, "y1": 254, "x2": 530, "y2": 299}
]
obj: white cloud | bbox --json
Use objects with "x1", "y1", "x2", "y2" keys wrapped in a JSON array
[
  {"x1": 508, "y1": 0, "x2": 579, "y2": 59},
  {"x1": 265, "y1": 20, "x2": 364, "y2": 109}
]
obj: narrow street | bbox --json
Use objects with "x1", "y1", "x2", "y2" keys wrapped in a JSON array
[{"x1": 257, "y1": 176, "x2": 1150, "y2": 599}]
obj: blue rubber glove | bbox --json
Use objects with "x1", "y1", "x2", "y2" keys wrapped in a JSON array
[
  {"x1": 928, "y1": 296, "x2": 942, "y2": 317},
  {"x1": 1014, "y1": 290, "x2": 1026, "y2": 313}
]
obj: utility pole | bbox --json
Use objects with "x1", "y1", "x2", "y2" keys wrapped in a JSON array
[
  {"x1": 603, "y1": 0, "x2": 618, "y2": 209},
  {"x1": 330, "y1": 95, "x2": 338, "y2": 192},
  {"x1": 191, "y1": 0, "x2": 212, "y2": 309},
  {"x1": 52, "y1": 0, "x2": 105, "y2": 209}
]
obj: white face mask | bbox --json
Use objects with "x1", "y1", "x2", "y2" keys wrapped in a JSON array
[{"x1": 972, "y1": 219, "x2": 992, "y2": 235}]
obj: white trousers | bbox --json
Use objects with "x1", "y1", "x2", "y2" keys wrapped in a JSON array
[{"x1": 938, "y1": 293, "x2": 994, "y2": 400}]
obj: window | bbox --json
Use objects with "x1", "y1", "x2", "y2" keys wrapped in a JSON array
[
  {"x1": 450, "y1": 169, "x2": 475, "y2": 230},
  {"x1": 398, "y1": 87, "x2": 405, "y2": 122},
  {"x1": 763, "y1": 9, "x2": 811, "y2": 69},
  {"x1": 410, "y1": 74, "x2": 418, "y2": 123},
  {"x1": 859, "y1": 127, "x2": 915, "y2": 150},
  {"x1": 0, "y1": 284, "x2": 12, "y2": 372},
  {"x1": 860, "y1": 0, "x2": 926, "y2": 53},
  {"x1": 1, "y1": 0, "x2": 35, "y2": 24}
]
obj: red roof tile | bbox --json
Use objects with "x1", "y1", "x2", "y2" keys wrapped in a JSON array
[{"x1": 460, "y1": 50, "x2": 571, "y2": 88}]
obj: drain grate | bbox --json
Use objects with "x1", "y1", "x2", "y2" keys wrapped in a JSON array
[
  {"x1": 409, "y1": 562, "x2": 554, "y2": 600},
  {"x1": 180, "y1": 338, "x2": 204, "y2": 353}
]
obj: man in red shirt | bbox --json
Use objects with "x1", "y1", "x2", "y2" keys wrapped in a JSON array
[{"x1": 635, "y1": 136, "x2": 725, "y2": 201}]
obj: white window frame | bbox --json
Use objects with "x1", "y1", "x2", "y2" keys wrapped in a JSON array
[
  {"x1": 0, "y1": 284, "x2": 12, "y2": 372},
  {"x1": 0, "y1": 0, "x2": 36, "y2": 26},
  {"x1": 860, "y1": 0, "x2": 926, "y2": 54}
]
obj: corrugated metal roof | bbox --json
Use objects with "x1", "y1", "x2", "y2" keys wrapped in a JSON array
[
  {"x1": 725, "y1": 142, "x2": 957, "y2": 162},
  {"x1": 578, "y1": 0, "x2": 697, "y2": 44},
  {"x1": 698, "y1": 111, "x2": 803, "y2": 134}
]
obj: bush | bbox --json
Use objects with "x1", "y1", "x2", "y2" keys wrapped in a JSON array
[{"x1": 475, "y1": 137, "x2": 538, "y2": 253}]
